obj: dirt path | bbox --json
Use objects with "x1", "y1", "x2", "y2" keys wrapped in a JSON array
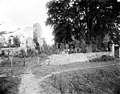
[{"x1": 18, "y1": 69, "x2": 43, "y2": 94}]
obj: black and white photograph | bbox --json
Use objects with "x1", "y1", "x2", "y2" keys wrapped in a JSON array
[{"x1": 0, "y1": 0, "x2": 120, "y2": 94}]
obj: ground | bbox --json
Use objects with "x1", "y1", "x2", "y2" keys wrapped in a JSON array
[
  {"x1": 20, "y1": 57, "x2": 120, "y2": 94},
  {"x1": 0, "y1": 55, "x2": 120, "y2": 94}
]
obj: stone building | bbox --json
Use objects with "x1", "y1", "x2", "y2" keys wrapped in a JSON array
[
  {"x1": 1, "y1": 23, "x2": 45, "y2": 53},
  {"x1": 26, "y1": 37, "x2": 35, "y2": 49},
  {"x1": 33, "y1": 23, "x2": 42, "y2": 39},
  {"x1": 33, "y1": 23, "x2": 44, "y2": 47},
  {"x1": 20, "y1": 27, "x2": 34, "y2": 50},
  {"x1": 19, "y1": 23, "x2": 44, "y2": 52}
]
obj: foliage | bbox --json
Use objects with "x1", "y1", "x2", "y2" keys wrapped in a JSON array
[
  {"x1": 26, "y1": 49, "x2": 38, "y2": 57},
  {"x1": 50, "y1": 73, "x2": 69, "y2": 94},
  {"x1": 40, "y1": 43, "x2": 59, "y2": 55},
  {"x1": 0, "y1": 60, "x2": 11, "y2": 67},
  {"x1": 89, "y1": 55, "x2": 117, "y2": 62},
  {"x1": 0, "y1": 42, "x2": 4, "y2": 48},
  {"x1": 12, "y1": 36, "x2": 20, "y2": 47},
  {"x1": 0, "y1": 31, "x2": 7, "y2": 35},
  {"x1": 0, "y1": 74, "x2": 20, "y2": 94},
  {"x1": 0, "y1": 36, "x2": 5, "y2": 48},
  {"x1": 33, "y1": 38, "x2": 40, "y2": 52},
  {"x1": 8, "y1": 38, "x2": 12, "y2": 47},
  {"x1": 46, "y1": 0, "x2": 120, "y2": 51},
  {"x1": 15, "y1": 49, "x2": 26, "y2": 58}
]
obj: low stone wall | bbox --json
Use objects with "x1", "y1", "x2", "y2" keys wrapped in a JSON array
[{"x1": 46, "y1": 52, "x2": 114, "y2": 65}]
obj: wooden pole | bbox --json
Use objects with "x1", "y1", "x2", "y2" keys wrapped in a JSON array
[
  {"x1": 0, "y1": 57, "x2": 1, "y2": 65},
  {"x1": 8, "y1": 49, "x2": 10, "y2": 60},
  {"x1": 23, "y1": 56, "x2": 25, "y2": 67},
  {"x1": 37, "y1": 56, "x2": 40, "y2": 66},
  {"x1": 10, "y1": 57, "x2": 13, "y2": 67},
  {"x1": 112, "y1": 44, "x2": 115, "y2": 57}
]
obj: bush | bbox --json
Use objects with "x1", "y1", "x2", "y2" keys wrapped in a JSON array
[
  {"x1": 0, "y1": 75, "x2": 20, "y2": 94},
  {"x1": 89, "y1": 55, "x2": 116, "y2": 62},
  {"x1": 0, "y1": 60, "x2": 11, "y2": 67},
  {"x1": 27, "y1": 49, "x2": 37, "y2": 57},
  {"x1": 13, "y1": 49, "x2": 25, "y2": 58},
  {"x1": 50, "y1": 73, "x2": 70, "y2": 94},
  {"x1": 40, "y1": 44, "x2": 58, "y2": 55}
]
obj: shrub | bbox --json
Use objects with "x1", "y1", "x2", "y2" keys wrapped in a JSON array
[
  {"x1": 50, "y1": 73, "x2": 69, "y2": 94},
  {"x1": 0, "y1": 60, "x2": 11, "y2": 67},
  {"x1": 27, "y1": 49, "x2": 37, "y2": 57},
  {"x1": 89, "y1": 55, "x2": 116, "y2": 62},
  {"x1": 14, "y1": 49, "x2": 25, "y2": 58},
  {"x1": 39, "y1": 53, "x2": 48, "y2": 59},
  {"x1": 0, "y1": 75, "x2": 20, "y2": 94},
  {"x1": 40, "y1": 44, "x2": 58, "y2": 55}
]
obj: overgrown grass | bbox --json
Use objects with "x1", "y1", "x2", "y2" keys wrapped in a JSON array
[
  {"x1": 45, "y1": 65, "x2": 120, "y2": 94},
  {"x1": 0, "y1": 60, "x2": 26, "y2": 94},
  {"x1": 0, "y1": 76, "x2": 20, "y2": 94},
  {"x1": 0, "y1": 67, "x2": 21, "y2": 94}
]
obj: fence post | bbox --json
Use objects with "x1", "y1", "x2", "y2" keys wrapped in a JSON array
[
  {"x1": 23, "y1": 57, "x2": 25, "y2": 67},
  {"x1": 10, "y1": 56, "x2": 13, "y2": 67},
  {"x1": 0, "y1": 57, "x2": 1, "y2": 65},
  {"x1": 37, "y1": 56, "x2": 40, "y2": 66},
  {"x1": 112, "y1": 43, "x2": 115, "y2": 57}
]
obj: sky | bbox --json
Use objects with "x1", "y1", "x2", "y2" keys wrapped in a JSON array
[{"x1": 0, "y1": 0, "x2": 54, "y2": 45}]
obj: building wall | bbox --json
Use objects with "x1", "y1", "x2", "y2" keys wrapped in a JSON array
[
  {"x1": 1, "y1": 23, "x2": 45, "y2": 52},
  {"x1": 20, "y1": 35, "x2": 26, "y2": 49},
  {"x1": 33, "y1": 23, "x2": 42, "y2": 39},
  {"x1": 20, "y1": 27, "x2": 33, "y2": 50},
  {"x1": 24, "y1": 27, "x2": 33, "y2": 39},
  {"x1": 33, "y1": 23, "x2": 43, "y2": 47},
  {"x1": 26, "y1": 37, "x2": 35, "y2": 49}
]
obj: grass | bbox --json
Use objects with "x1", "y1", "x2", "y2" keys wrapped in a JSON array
[
  {"x1": 0, "y1": 55, "x2": 43, "y2": 94},
  {"x1": 0, "y1": 56, "x2": 40, "y2": 94},
  {"x1": 0, "y1": 58, "x2": 26, "y2": 94},
  {"x1": 0, "y1": 64, "x2": 23, "y2": 94},
  {"x1": 32, "y1": 58, "x2": 120, "y2": 78},
  {"x1": 0, "y1": 54, "x2": 119, "y2": 94},
  {"x1": 0, "y1": 75, "x2": 21, "y2": 94},
  {"x1": 41, "y1": 65, "x2": 120, "y2": 94}
]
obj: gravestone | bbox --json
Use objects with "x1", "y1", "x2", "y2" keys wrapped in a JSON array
[{"x1": 112, "y1": 44, "x2": 120, "y2": 58}]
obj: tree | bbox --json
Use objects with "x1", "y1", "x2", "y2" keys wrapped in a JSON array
[
  {"x1": 33, "y1": 38, "x2": 40, "y2": 53},
  {"x1": 8, "y1": 38, "x2": 12, "y2": 47},
  {"x1": 46, "y1": 0, "x2": 120, "y2": 52},
  {"x1": 0, "y1": 31, "x2": 7, "y2": 48},
  {"x1": 0, "y1": 36, "x2": 5, "y2": 48},
  {"x1": 13, "y1": 36, "x2": 20, "y2": 47},
  {"x1": 7, "y1": 36, "x2": 20, "y2": 47}
]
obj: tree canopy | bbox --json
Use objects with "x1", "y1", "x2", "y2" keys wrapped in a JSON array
[
  {"x1": 12, "y1": 36, "x2": 20, "y2": 47},
  {"x1": 46, "y1": 0, "x2": 120, "y2": 51}
]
